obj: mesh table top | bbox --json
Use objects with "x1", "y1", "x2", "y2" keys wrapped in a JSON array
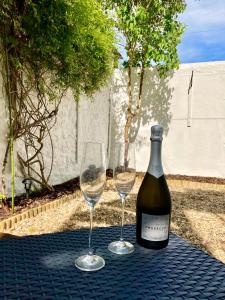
[{"x1": 1, "y1": 224, "x2": 225, "y2": 300}]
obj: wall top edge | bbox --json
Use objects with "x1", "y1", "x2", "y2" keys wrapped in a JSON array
[
  {"x1": 113, "y1": 61, "x2": 225, "y2": 79},
  {"x1": 179, "y1": 60, "x2": 225, "y2": 68}
]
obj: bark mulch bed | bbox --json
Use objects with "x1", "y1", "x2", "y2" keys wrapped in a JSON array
[
  {"x1": 1, "y1": 172, "x2": 225, "y2": 222},
  {"x1": 0, "y1": 170, "x2": 114, "y2": 221},
  {"x1": 0, "y1": 177, "x2": 80, "y2": 222}
]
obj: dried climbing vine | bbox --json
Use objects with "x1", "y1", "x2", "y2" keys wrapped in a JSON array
[{"x1": 1, "y1": 28, "x2": 65, "y2": 211}]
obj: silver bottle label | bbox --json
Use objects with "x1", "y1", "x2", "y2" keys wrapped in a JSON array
[
  {"x1": 141, "y1": 213, "x2": 169, "y2": 241},
  {"x1": 148, "y1": 165, "x2": 163, "y2": 178}
]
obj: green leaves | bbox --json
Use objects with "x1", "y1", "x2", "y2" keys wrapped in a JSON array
[
  {"x1": 0, "y1": 0, "x2": 116, "y2": 97},
  {"x1": 0, "y1": 193, "x2": 6, "y2": 200},
  {"x1": 107, "y1": 0, "x2": 186, "y2": 76}
]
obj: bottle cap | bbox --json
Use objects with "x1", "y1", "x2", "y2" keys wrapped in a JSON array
[{"x1": 150, "y1": 124, "x2": 163, "y2": 141}]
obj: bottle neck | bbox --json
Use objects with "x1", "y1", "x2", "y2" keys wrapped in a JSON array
[{"x1": 147, "y1": 140, "x2": 163, "y2": 178}]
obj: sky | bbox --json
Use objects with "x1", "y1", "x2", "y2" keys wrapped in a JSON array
[{"x1": 178, "y1": 0, "x2": 225, "y2": 63}]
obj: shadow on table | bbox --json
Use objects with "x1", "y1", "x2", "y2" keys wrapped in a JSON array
[
  {"x1": 2, "y1": 222, "x2": 225, "y2": 300},
  {"x1": 1, "y1": 224, "x2": 136, "y2": 271}
]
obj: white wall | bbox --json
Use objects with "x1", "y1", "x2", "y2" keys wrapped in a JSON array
[
  {"x1": 1, "y1": 61, "x2": 225, "y2": 196},
  {"x1": 163, "y1": 62, "x2": 225, "y2": 177},
  {"x1": 0, "y1": 72, "x2": 11, "y2": 194},
  {"x1": 0, "y1": 80, "x2": 111, "y2": 195},
  {"x1": 111, "y1": 61, "x2": 225, "y2": 178}
]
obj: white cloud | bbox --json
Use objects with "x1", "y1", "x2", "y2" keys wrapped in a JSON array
[
  {"x1": 178, "y1": 0, "x2": 225, "y2": 62},
  {"x1": 180, "y1": 0, "x2": 225, "y2": 31}
]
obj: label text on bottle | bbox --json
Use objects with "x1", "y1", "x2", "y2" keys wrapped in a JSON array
[{"x1": 141, "y1": 213, "x2": 169, "y2": 241}]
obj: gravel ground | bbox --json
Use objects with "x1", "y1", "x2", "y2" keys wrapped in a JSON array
[{"x1": 6, "y1": 176, "x2": 225, "y2": 264}]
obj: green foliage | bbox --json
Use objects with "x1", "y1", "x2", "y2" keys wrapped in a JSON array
[
  {"x1": 104, "y1": 0, "x2": 186, "y2": 75},
  {"x1": 0, "y1": 0, "x2": 116, "y2": 97},
  {"x1": 0, "y1": 0, "x2": 117, "y2": 204},
  {"x1": 0, "y1": 193, "x2": 6, "y2": 200}
]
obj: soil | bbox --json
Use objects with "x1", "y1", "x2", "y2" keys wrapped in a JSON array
[
  {"x1": 0, "y1": 177, "x2": 80, "y2": 221},
  {"x1": 1, "y1": 171, "x2": 225, "y2": 221},
  {"x1": 2, "y1": 174, "x2": 225, "y2": 264}
]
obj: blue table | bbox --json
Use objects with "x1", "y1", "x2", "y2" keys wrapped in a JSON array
[{"x1": 1, "y1": 225, "x2": 225, "y2": 299}]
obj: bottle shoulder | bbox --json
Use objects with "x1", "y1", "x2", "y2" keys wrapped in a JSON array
[
  {"x1": 138, "y1": 173, "x2": 170, "y2": 193},
  {"x1": 137, "y1": 173, "x2": 171, "y2": 211}
]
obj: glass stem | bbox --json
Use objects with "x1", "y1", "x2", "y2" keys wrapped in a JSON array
[
  {"x1": 120, "y1": 196, "x2": 126, "y2": 242},
  {"x1": 88, "y1": 206, "x2": 94, "y2": 256}
]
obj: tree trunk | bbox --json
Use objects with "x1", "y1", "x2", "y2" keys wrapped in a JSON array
[
  {"x1": 124, "y1": 64, "x2": 133, "y2": 144},
  {"x1": 130, "y1": 65, "x2": 146, "y2": 142},
  {"x1": 124, "y1": 64, "x2": 134, "y2": 165},
  {"x1": 137, "y1": 65, "x2": 145, "y2": 114}
]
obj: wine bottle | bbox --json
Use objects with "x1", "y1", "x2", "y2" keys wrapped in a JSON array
[{"x1": 136, "y1": 125, "x2": 171, "y2": 249}]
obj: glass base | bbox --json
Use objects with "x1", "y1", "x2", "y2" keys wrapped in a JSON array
[
  {"x1": 108, "y1": 240, "x2": 134, "y2": 255},
  {"x1": 75, "y1": 254, "x2": 105, "y2": 272}
]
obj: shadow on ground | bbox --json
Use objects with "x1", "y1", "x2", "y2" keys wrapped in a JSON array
[{"x1": 59, "y1": 188, "x2": 225, "y2": 262}]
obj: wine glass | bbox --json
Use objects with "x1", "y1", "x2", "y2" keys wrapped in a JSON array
[
  {"x1": 108, "y1": 142, "x2": 136, "y2": 255},
  {"x1": 75, "y1": 142, "x2": 106, "y2": 271}
]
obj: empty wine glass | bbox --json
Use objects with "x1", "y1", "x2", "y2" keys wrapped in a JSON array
[
  {"x1": 75, "y1": 142, "x2": 106, "y2": 271},
  {"x1": 108, "y1": 142, "x2": 136, "y2": 255}
]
